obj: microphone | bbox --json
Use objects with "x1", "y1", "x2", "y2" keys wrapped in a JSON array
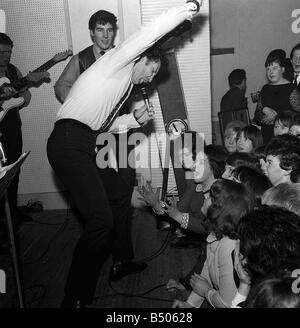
[{"x1": 141, "y1": 85, "x2": 151, "y2": 112}]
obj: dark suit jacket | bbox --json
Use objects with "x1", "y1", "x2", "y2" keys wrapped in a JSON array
[{"x1": 220, "y1": 86, "x2": 248, "y2": 112}]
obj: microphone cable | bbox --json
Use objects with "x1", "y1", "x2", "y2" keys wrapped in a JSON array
[{"x1": 108, "y1": 280, "x2": 173, "y2": 304}]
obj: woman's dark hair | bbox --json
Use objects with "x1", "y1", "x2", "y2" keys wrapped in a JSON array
[
  {"x1": 0, "y1": 33, "x2": 13, "y2": 47},
  {"x1": 206, "y1": 179, "x2": 255, "y2": 240},
  {"x1": 290, "y1": 113, "x2": 300, "y2": 128},
  {"x1": 225, "y1": 152, "x2": 261, "y2": 172},
  {"x1": 246, "y1": 275, "x2": 300, "y2": 308},
  {"x1": 237, "y1": 125, "x2": 264, "y2": 150},
  {"x1": 253, "y1": 145, "x2": 266, "y2": 161},
  {"x1": 232, "y1": 166, "x2": 271, "y2": 199},
  {"x1": 265, "y1": 49, "x2": 286, "y2": 68},
  {"x1": 89, "y1": 10, "x2": 117, "y2": 31},
  {"x1": 274, "y1": 111, "x2": 297, "y2": 129},
  {"x1": 238, "y1": 205, "x2": 300, "y2": 283},
  {"x1": 204, "y1": 145, "x2": 227, "y2": 179}
]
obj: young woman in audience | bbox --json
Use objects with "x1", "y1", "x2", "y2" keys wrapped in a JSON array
[
  {"x1": 222, "y1": 152, "x2": 261, "y2": 180},
  {"x1": 172, "y1": 179, "x2": 255, "y2": 308},
  {"x1": 236, "y1": 125, "x2": 264, "y2": 153},
  {"x1": 289, "y1": 113, "x2": 300, "y2": 139},
  {"x1": 138, "y1": 132, "x2": 226, "y2": 235},
  {"x1": 246, "y1": 275, "x2": 300, "y2": 308},
  {"x1": 232, "y1": 206, "x2": 300, "y2": 307},
  {"x1": 253, "y1": 145, "x2": 267, "y2": 175},
  {"x1": 274, "y1": 110, "x2": 297, "y2": 136},
  {"x1": 232, "y1": 166, "x2": 271, "y2": 205},
  {"x1": 223, "y1": 121, "x2": 246, "y2": 153},
  {"x1": 254, "y1": 49, "x2": 300, "y2": 144},
  {"x1": 261, "y1": 182, "x2": 300, "y2": 216},
  {"x1": 264, "y1": 134, "x2": 300, "y2": 186}
]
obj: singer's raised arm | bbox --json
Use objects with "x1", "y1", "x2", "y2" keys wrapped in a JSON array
[{"x1": 56, "y1": 1, "x2": 201, "y2": 132}]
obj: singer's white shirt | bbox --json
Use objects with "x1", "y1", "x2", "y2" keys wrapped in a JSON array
[{"x1": 56, "y1": 4, "x2": 196, "y2": 133}]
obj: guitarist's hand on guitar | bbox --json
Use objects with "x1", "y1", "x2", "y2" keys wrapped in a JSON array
[
  {"x1": 0, "y1": 85, "x2": 18, "y2": 100},
  {"x1": 26, "y1": 71, "x2": 50, "y2": 85}
]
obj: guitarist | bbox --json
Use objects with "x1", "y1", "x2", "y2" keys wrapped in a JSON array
[
  {"x1": 0, "y1": 33, "x2": 48, "y2": 229},
  {"x1": 0, "y1": 32, "x2": 32, "y2": 228}
]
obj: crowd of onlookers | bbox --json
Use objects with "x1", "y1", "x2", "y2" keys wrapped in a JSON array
[{"x1": 139, "y1": 43, "x2": 300, "y2": 308}]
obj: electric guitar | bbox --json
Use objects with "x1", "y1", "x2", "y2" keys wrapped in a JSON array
[{"x1": 0, "y1": 49, "x2": 73, "y2": 122}]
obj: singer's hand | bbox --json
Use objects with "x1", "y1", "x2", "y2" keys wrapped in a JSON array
[{"x1": 133, "y1": 103, "x2": 155, "y2": 126}]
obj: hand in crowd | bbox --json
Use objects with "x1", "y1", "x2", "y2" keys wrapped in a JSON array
[
  {"x1": 262, "y1": 106, "x2": 277, "y2": 124},
  {"x1": 171, "y1": 299, "x2": 194, "y2": 308},
  {"x1": 137, "y1": 180, "x2": 161, "y2": 209},
  {"x1": 163, "y1": 195, "x2": 181, "y2": 221},
  {"x1": 133, "y1": 102, "x2": 155, "y2": 126},
  {"x1": 190, "y1": 272, "x2": 211, "y2": 297},
  {"x1": 234, "y1": 240, "x2": 251, "y2": 296}
]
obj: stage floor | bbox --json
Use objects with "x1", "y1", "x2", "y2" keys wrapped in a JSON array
[{"x1": 0, "y1": 208, "x2": 200, "y2": 308}]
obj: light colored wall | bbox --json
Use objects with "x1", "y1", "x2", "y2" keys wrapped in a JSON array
[{"x1": 210, "y1": 0, "x2": 300, "y2": 143}]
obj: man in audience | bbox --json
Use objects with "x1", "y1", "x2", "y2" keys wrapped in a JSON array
[
  {"x1": 232, "y1": 206, "x2": 300, "y2": 307},
  {"x1": 290, "y1": 43, "x2": 300, "y2": 91},
  {"x1": 220, "y1": 69, "x2": 248, "y2": 112},
  {"x1": 264, "y1": 134, "x2": 300, "y2": 186}
]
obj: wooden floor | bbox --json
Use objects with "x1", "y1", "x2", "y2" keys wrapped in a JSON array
[{"x1": 0, "y1": 208, "x2": 200, "y2": 308}]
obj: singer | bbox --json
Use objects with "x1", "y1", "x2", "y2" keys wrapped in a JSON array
[{"x1": 47, "y1": 1, "x2": 200, "y2": 308}]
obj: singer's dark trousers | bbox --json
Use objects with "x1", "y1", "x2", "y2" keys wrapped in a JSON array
[{"x1": 47, "y1": 119, "x2": 134, "y2": 304}]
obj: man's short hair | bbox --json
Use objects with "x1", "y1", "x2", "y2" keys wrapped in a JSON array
[
  {"x1": 89, "y1": 10, "x2": 117, "y2": 31},
  {"x1": 228, "y1": 69, "x2": 246, "y2": 87},
  {"x1": 140, "y1": 46, "x2": 168, "y2": 75},
  {"x1": 238, "y1": 206, "x2": 300, "y2": 283},
  {"x1": 290, "y1": 43, "x2": 300, "y2": 59},
  {"x1": 0, "y1": 33, "x2": 13, "y2": 47},
  {"x1": 265, "y1": 134, "x2": 300, "y2": 172}
]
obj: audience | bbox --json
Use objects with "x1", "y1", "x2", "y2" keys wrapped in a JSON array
[
  {"x1": 232, "y1": 166, "x2": 271, "y2": 204},
  {"x1": 220, "y1": 69, "x2": 248, "y2": 112},
  {"x1": 246, "y1": 275, "x2": 300, "y2": 308},
  {"x1": 223, "y1": 121, "x2": 246, "y2": 153},
  {"x1": 172, "y1": 179, "x2": 255, "y2": 308},
  {"x1": 253, "y1": 145, "x2": 267, "y2": 175},
  {"x1": 289, "y1": 113, "x2": 300, "y2": 138},
  {"x1": 222, "y1": 152, "x2": 261, "y2": 180},
  {"x1": 274, "y1": 110, "x2": 297, "y2": 136},
  {"x1": 253, "y1": 49, "x2": 300, "y2": 144},
  {"x1": 139, "y1": 133, "x2": 227, "y2": 236},
  {"x1": 236, "y1": 125, "x2": 264, "y2": 153},
  {"x1": 290, "y1": 43, "x2": 300, "y2": 91},
  {"x1": 264, "y1": 134, "x2": 300, "y2": 186},
  {"x1": 261, "y1": 182, "x2": 300, "y2": 216},
  {"x1": 232, "y1": 206, "x2": 300, "y2": 307}
]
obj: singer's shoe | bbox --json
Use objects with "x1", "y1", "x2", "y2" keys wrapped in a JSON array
[{"x1": 110, "y1": 261, "x2": 147, "y2": 282}]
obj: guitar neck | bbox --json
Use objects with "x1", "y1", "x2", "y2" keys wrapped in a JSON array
[
  {"x1": 33, "y1": 58, "x2": 56, "y2": 72},
  {"x1": 12, "y1": 58, "x2": 55, "y2": 91}
]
